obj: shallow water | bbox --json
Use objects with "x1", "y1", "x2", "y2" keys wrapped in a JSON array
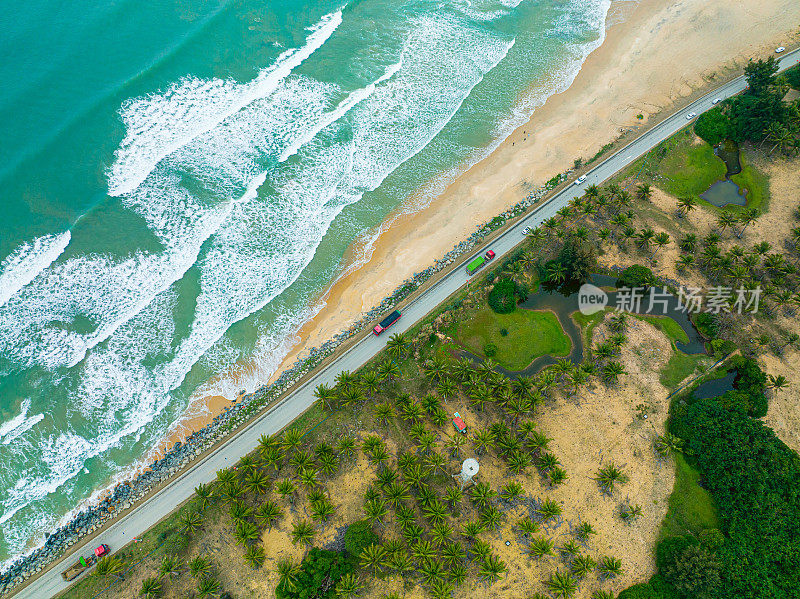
[{"x1": 700, "y1": 179, "x2": 747, "y2": 207}]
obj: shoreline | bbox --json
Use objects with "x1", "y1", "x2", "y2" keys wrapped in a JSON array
[
  {"x1": 158, "y1": 0, "x2": 800, "y2": 441},
  {"x1": 3, "y1": 0, "x2": 800, "y2": 592}
]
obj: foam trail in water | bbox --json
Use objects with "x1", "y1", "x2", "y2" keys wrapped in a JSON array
[
  {"x1": 107, "y1": 9, "x2": 344, "y2": 197},
  {"x1": 0, "y1": 232, "x2": 70, "y2": 307},
  {"x1": 0, "y1": 400, "x2": 44, "y2": 445}
]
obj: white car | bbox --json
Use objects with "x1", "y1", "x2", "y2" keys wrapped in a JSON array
[
  {"x1": 574, "y1": 175, "x2": 587, "y2": 185},
  {"x1": 776, "y1": 47, "x2": 785, "y2": 53},
  {"x1": 712, "y1": 98, "x2": 722, "y2": 105},
  {"x1": 686, "y1": 112, "x2": 697, "y2": 120},
  {"x1": 522, "y1": 226, "x2": 532, "y2": 235}
]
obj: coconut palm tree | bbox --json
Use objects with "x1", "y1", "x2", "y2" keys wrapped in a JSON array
[
  {"x1": 94, "y1": 555, "x2": 125, "y2": 580},
  {"x1": 196, "y1": 575, "x2": 222, "y2": 598},
  {"x1": 595, "y1": 463, "x2": 629, "y2": 495},
  {"x1": 598, "y1": 556, "x2": 624, "y2": 580},
  {"x1": 431, "y1": 521, "x2": 454, "y2": 548},
  {"x1": 767, "y1": 374, "x2": 790, "y2": 392},
  {"x1": 358, "y1": 543, "x2": 386, "y2": 575},
  {"x1": 537, "y1": 498, "x2": 562, "y2": 521},
  {"x1": 234, "y1": 520, "x2": 260, "y2": 545},
  {"x1": 335, "y1": 572, "x2": 363, "y2": 599},
  {"x1": 653, "y1": 432, "x2": 684, "y2": 457},
  {"x1": 717, "y1": 210, "x2": 738, "y2": 234},
  {"x1": 194, "y1": 483, "x2": 214, "y2": 511},
  {"x1": 546, "y1": 262, "x2": 567, "y2": 284},
  {"x1": 179, "y1": 509, "x2": 203, "y2": 536},
  {"x1": 481, "y1": 506, "x2": 503, "y2": 531},
  {"x1": 244, "y1": 469, "x2": 271, "y2": 496},
  {"x1": 574, "y1": 522, "x2": 596, "y2": 541},
  {"x1": 313, "y1": 383, "x2": 338, "y2": 411},
  {"x1": 636, "y1": 183, "x2": 652, "y2": 202},
  {"x1": 478, "y1": 554, "x2": 507, "y2": 583},
  {"x1": 243, "y1": 544, "x2": 265, "y2": 569},
  {"x1": 469, "y1": 482, "x2": 497, "y2": 509},
  {"x1": 549, "y1": 466, "x2": 569, "y2": 487},
  {"x1": 310, "y1": 497, "x2": 336, "y2": 523},
  {"x1": 363, "y1": 498, "x2": 388, "y2": 526},
  {"x1": 528, "y1": 536, "x2": 554, "y2": 559},
  {"x1": 601, "y1": 361, "x2": 626, "y2": 385},
  {"x1": 275, "y1": 479, "x2": 296, "y2": 504},
  {"x1": 290, "y1": 520, "x2": 315, "y2": 546},
  {"x1": 571, "y1": 554, "x2": 596, "y2": 577},
  {"x1": 229, "y1": 501, "x2": 253, "y2": 524},
  {"x1": 676, "y1": 196, "x2": 697, "y2": 217},
  {"x1": 376, "y1": 358, "x2": 401, "y2": 382},
  {"x1": 188, "y1": 556, "x2": 213, "y2": 579},
  {"x1": 336, "y1": 436, "x2": 357, "y2": 458},
  {"x1": 651, "y1": 232, "x2": 671, "y2": 259},
  {"x1": 442, "y1": 541, "x2": 466, "y2": 568},
  {"x1": 386, "y1": 333, "x2": 410, "y2": 360},
  {"x1": 737, "y1": 208, "x2": 760, "y2": 238},
  {"x1": 545, "y1": 570, "x2": 579, "y2": 598},
  {"x1": 282, "y1": 427, "x2": 305, "y2": 452},
  {"x1": 139, "y1": 577, "x2": 162, "y2": 599},
  {"x1": 461, "y1": 520, "x2": 484, "y2": 541}
]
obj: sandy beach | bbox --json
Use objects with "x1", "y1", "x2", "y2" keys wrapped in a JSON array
[{"x1": 157, "y1": 0, "x2": 800, "y2": 452}]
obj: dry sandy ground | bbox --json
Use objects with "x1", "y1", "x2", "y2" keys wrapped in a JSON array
[{"x1": 100, "y1": 314, "x2": 681, "y2": 599}]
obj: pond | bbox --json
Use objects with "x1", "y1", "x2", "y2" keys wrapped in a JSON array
[
  {"x1": 691, "y1": 370, "x2": 737, "y2": 399},
  {"x1": 461, "y1": 274, "x2": 708, "y2": 378},
  {"x1": 700, "y1": 179, "x2": 747, "y2": 207},
  {"x1": 700, "y1": 140, "x2": 747, "y2": 207}
]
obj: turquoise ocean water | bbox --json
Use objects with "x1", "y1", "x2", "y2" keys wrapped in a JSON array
[{"x1": 0, "y1": 0, "x2": 610, "y2": 565}]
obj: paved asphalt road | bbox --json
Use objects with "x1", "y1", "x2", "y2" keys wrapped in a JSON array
[{"x1": 13, "y1": 48, "x2": 800, "y2": 599}]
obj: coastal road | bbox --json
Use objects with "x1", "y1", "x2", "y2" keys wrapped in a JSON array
[{"x1": 13, "y1": 47, "x2": 800, "y2": 599}]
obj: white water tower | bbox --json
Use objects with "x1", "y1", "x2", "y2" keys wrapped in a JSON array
[{"x1": 454, "y1": 458, "x2": 479, "y2": 489}]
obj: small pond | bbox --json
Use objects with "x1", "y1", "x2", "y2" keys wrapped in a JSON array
[
  {"x1": 700, "y1": 140, "x2": 747, "y2": 207},
  {"x1": 691, "y1": 370, "x2": 737, "y2": 399},
  {"x1": 700, "y1": 179, "x2": 747, "y2": 207},
  {"x1": 462, "y1": 274, "x2": 708, "y2": 378}
]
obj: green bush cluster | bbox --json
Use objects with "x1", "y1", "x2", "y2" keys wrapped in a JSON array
[
  {"x1": 276, "y1": 548, "x2": 352, "y2": 599},
  {"x1": 616, "y1": 265, "x2": 656, "y2": 289},
  {"x1": 488, "y1": 278, "x2": 527, "y2": 314},
  {"x1": 784, "y1": 63, "x2": 800, "y2": 90},
  {"x1": 639, "y1": 358, "x2": 798, "y2": 599},
  {"x1": 343, "y1": 520, "x2": 378, "y2": 560}
]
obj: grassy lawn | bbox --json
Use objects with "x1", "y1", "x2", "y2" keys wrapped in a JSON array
[
  {"x1": 659, "y1": 453, "x2": 719, "y2": 539},
  {"x1": 660, "y1": 351, "x2": 707, "y2": 389},
  {"x1": 729, "y1": 149, "x2": 770, "y2": 213},
  {"x1": 655, "y1": 132, "x2": 727, "y2": 199},
  {"x1": 455, "y1": 306, "x2": 571, "y2": 371},
  {"x1": 635, "y1": 315, "x2": 689, "y2": 345}
]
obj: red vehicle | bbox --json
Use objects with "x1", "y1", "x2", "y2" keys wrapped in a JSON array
[
  {"x1": 61, "y1": 544, "x2": 110, "y2": 581},
  {"x1": 373, "y1": 310, "x2": 401, "y2": 336},
  {"x1": 452, "y1": 412, "x2": 467, "y2": 435}
]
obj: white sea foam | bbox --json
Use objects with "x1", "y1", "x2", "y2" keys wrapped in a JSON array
[
  {"x1": 107, "y1": 9, "x2": 344, "y2": 197},
  {"x1": 0, "y1": 400, "x2": 44, "y2": 445},
  {"x1": 0, "y1": 232, "x2": 70, "y2": 308}
]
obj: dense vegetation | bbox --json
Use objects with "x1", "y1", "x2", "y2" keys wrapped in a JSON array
[
  {"x1": 626, "y1": 357, "x2": 800, "y2": 599},
  {"x1": 695, "y1": 57, "x2": 800, "y2": 154}
]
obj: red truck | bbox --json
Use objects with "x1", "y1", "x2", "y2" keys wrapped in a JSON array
[
  {"x1": 61, "y1": 544, "x2": 110, "y2": 581},
  {"x1": 452, "y1": 412, "x2": 467, "y2": 435},
  {"x1": 373, "y1": 310, "x2": 401, "y2": 336}
]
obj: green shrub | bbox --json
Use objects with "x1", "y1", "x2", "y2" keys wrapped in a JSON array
[
  {"x1": 344, "y1": 521, "x2": 378, "y2": 560},
  {"x1": 786, "y1": 63, "x2": 800, "y2": 89},
  {"x1": 499, "y1": 328, "x2": 509, "y2": 337},
  {"x1": 488, "y1": 278, "x2": 519, "y2": 314},
  {"x1": 692, "y1": 313, "x2": 718, "y2": 339},
  {"x1": 710, "y1": 339, "x2": 735, "y2": 356},
  {"x1": 694, "y1": 108, "x2": 732, "y2": 146},
  {"x1": 277, "y1": 548, "x2": 352, "y2": 599},
  {"x1": 484, "y1": 343, "x2": 498, "y2": 357},
  {"x1": 617, "y1": 265, "x2": 655, "y2": 289},
  {"x1": 617, "y1": 583, "x2": 660, "y2": 599}
]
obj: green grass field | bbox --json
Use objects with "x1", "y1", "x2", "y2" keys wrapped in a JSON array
[
  {"x1": 729, "y1": 149, "x2": 770, "y2": 213},
  {"x1": 659, "y1": 453, "x2": 719, "y2": 539},
  {"x1": 635, "y1": 315, "x2": 689, "y2": 345},
  {"x1": 455, "y1": 306, "x2": 571, "y2": 371},
  {"x1": 656, "y1": 133, "x2": 727, "y2": 199}
]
